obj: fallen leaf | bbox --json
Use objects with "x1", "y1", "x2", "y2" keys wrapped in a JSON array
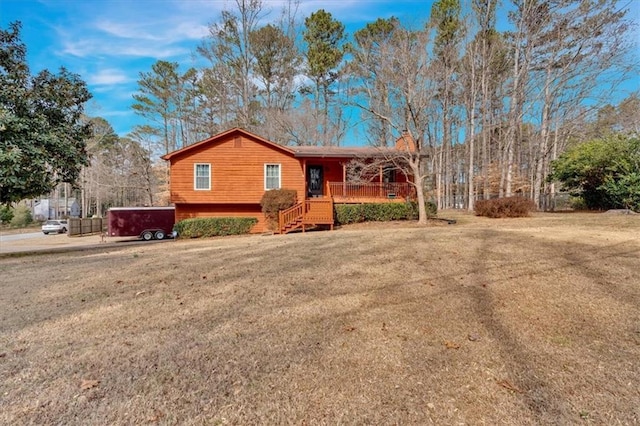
[
  {"x1": 344, "y1": 326, "x2": 356, "y2": 332},
  {"x1": 444, "y1": 340, "x2": 460, "y2": 349},
  {"x1": 80, "y1": 379, "x2": 99, "y2": 390},
  {"x1": 496, "y1": 379, "x2": 524, "y2": 393}
]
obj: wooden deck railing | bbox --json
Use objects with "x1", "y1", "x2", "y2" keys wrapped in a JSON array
[
  {"x1": 304, "y1": 199, "x2": 333, "y2": 223},
  {"x1": 328, "y1": 182, "x2": 414, "y2": 200}
]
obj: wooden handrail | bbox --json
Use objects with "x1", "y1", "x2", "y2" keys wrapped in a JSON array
[
  {"x1": 328, "y1": 182, "x2": 414, "y2": 199},
  {"x1": 278, "y1": 202, "x2": 304, "y2": 233}
]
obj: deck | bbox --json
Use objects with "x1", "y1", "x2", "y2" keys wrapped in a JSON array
[
  {"x1": 328, "y1": 182, "x2": 415, "y2": 204},
  {"x1": 277, "y1": 182, "x2": 415, "y2": 234}
]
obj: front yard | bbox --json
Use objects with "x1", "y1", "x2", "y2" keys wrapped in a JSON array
[{"x1": 1, "y1": 211, "x2": 638, "y2": 424}]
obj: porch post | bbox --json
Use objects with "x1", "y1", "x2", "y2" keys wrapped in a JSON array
[
  {"x1": 302, "y1": 159, "x2": 307, "y2": 200},
  {"x1": 342, "y1": 163, "x2": 346, "y2": 197}
]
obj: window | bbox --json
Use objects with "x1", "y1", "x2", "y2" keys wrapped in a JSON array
[
  {"x1": 194, "y1": 163, "x2": 211, "y2": 190},
  {"x1": 264, "y1": 164, "x2": 281, "y2": 190}
]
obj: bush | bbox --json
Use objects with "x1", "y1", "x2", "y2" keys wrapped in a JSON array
[
  {"x1": 424, "y1": 201, "x2": 438, "y2": 218},
  {"x1": 10, "y1": 205, "x2": 33, "y2": 227},
  {"x1": 260, "y1": 189, "x2": 297, "y2": 230},
  {"x1": 173, "y1": 217, "x2": 257, "y2": 238},
  {"x1": 474, "y1": 197, "x2": 536, "y2": 218},
  {"x1": 569, "y1": 196, "x2": 587, "y2": 211},
  {"x1": 0, "y1": 205, "x2": 14, "y2": 224},
  {"x1": 334, "y1": 201, "x2": 436, "y2": 225},
  {"x1": 549, "y1": 135, "x2": 640, "y2": 211}
]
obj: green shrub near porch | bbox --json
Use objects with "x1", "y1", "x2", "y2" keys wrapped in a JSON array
[
  {"x1": 334, "y1": 202, "x2": 436, "y2": 225},
  {"x1": 174, "y1": 217, "x2": 257, "y2": 238}
]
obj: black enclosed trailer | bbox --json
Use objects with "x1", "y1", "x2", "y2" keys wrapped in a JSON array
[{"x1": 107, "y1": 207, "x2": 175, "y2": 240}]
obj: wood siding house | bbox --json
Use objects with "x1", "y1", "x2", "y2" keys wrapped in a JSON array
[{"x1": 162, "y1": 128, "x2": 414, "y2": 233}]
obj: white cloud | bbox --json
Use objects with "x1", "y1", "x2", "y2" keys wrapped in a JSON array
[
  {"x1": 88, "y1": 68, "x2": 130, "y2": 86},
  {"x1": 95, "y1": 20, "x2": 165, "y2": 41},
  {"x1": 60, "y1": 36, "x2": 190, "y2": 59}
]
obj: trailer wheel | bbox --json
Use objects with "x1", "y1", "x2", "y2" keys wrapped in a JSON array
[
  {"x1": 141, "y1": 231, "x2": 154, "y2": 241},
  {"x1": 154, "y1": 230, "x2": 165, "y2": 240}
]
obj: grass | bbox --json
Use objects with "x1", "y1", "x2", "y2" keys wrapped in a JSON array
[{"x1": 1, "y1": 211, "x2": 639, "y2": 425}]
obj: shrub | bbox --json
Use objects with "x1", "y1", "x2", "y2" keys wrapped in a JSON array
[
  {"x1": 569, "y1": 196, "x2": 587, "y2": 211},
  {"x1": 424, "y1": 201, "x2": 438, "y2": 218},
  {"x1": 474, "y1": 197, "x2": 536, "y2": 218},
  {"x1": 334, "y1": 202, "x2": 435, "y2": 225},
  {"x1": 260, "y1": 189, "x2": 297, "y2": 230},
  {"x1": 10, "y1": 205, "x2": 33, "y2": 227},
  {"x1": 549, "y1": 134, "x2": 640, "y2": 211},
  {"x1": 173, "y1": 217, "x2": 257, "y2": 238},
  {"x1": 0, "y1": 205, "x2": 14, "y2": 224}
]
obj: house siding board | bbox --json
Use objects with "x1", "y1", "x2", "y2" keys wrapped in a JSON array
[
  {"x1": 175, "y1": 203, "x2": 266, "y2": 233},
  {"x1": 169, "y1": 134, "x2": 306, "y2": 205}
]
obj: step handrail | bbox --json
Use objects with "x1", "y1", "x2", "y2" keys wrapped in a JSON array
[{"x1": 278, "y1": 202, "x2": 304, "y2": 233}]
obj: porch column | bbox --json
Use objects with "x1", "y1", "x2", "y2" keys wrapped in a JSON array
[
  {"x1": 302, "y1": 159, "x2": 307, "y2": 200},
  {"x1": 342, "y1": 163, "x2": 346, "y2": 197},
  {"x1": 379, "y1": 165, "x2": 383, "y2": 197}
]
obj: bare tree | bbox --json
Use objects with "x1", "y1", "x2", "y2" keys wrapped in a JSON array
[
  {"x1": 350, "y1": 25, "x2": 437, "y2": 224},
  {"x1": 197, "y1": 0, "x2": 266, "y2": 130}
]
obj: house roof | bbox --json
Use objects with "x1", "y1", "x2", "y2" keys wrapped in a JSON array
[
  {"x1": 290, "y1": 145, "x2": 397, "y2": 158},
  {"x1": 161, "y1": 128, "x2": 294, "y2": 161},
  {"x1": 161, "y1": 127, "x2": 402, "y2": 161}
]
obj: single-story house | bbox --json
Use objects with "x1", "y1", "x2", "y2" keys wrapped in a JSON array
[{"x1": 161, "y1": 128, "x2": 415, "y2": 233}]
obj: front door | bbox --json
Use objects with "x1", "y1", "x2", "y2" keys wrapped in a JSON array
[{"x1": 307, "y1": 165, "x2": 324, "y2": 197}]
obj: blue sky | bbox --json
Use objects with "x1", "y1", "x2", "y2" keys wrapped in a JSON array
[
  {"x1": 1, "y1": 0, "x2": 440, "y2": 137},
  {"x1": 1, "y1": 0, "x2": 639, "y2": 138}
]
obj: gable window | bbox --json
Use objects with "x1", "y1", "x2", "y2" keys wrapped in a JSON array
[
  {"x1": 194, "y1": 163, "x2": 211, "y2": 190},
  {"x1": 264, "y1": 164, "x2": 281, "y2": 190}
]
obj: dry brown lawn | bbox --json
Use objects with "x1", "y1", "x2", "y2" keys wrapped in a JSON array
[{"x1": 1, "y1": 211, "x2": 639, "y2": 425}]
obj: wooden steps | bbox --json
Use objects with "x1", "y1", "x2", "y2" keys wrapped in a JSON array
[{"x1": 278, "y1": 198, "x2": 334, "y2": 234}]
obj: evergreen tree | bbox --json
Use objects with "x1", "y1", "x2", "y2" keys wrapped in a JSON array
[{"x1": 0, "y1": 22, "x2": 92, "y2": 205}]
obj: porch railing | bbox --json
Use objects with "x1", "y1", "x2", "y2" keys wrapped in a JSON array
[
  {"x1": 328, "y1": 182, "x2": 414, "y2": 200},
  {"x1": 303, "y1": 198, "x2": 333, "y2": 223}
]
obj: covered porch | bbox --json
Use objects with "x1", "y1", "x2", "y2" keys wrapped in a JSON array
[
  {"x1": 298, "y1": 154, "x2": 415, "y2": 203},
  {"x1": 278, "y1": 147, "x2": 416, "y2": 234}
]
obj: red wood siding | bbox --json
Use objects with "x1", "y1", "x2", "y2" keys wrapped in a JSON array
[
  {"x1": 168, "y1": 134, "x2": 305, "y2": 205},
  {"x1": 175, "y1": 203, "x2": 266, "y2": 233}
]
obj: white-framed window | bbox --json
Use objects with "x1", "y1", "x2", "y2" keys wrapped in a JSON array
[
  {"x1": 194, "y1": 163, "x2": 211, "y2": 190},
  {"x1": 264, "y1": 163, "x2": 281, "y2": 190}
]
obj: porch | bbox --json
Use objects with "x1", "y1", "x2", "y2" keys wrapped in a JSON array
[{"x1": 277, "y1": 182, "x2": 416, "y2": 234}]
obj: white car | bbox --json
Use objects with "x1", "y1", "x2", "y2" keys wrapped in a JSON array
[{"x1": 42, "y1": 220, "x2": 68, "y2": 234}]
